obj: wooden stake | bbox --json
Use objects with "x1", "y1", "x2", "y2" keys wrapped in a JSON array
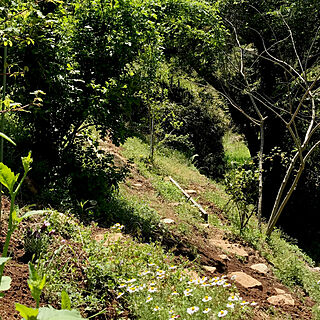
[{"x1": 169, "y1": 176, "x2": 208, "y2": 222}]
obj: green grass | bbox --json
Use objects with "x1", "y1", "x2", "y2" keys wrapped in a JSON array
[{"x1": 223, "y1": 131, "x2": 251, "y2": 167}]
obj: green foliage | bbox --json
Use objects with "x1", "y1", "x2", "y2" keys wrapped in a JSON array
[
  {"x1": 225, "y1": 161, "x2": 259, "y2": 233},
  {"x1": 15, "y1": 304, "x2": 86, "y2": 320},
  {"x1": 61, "y1": 290, "x2": 71, "y2": 311},
  {"x1": 16, "y1": 304, "x2": 39, "y2": 320},
  {"x1": 0, "y1": 162, "x2": 19, "y2": 195},
  {"x1": 28, "y1": 262, "x2": 46, "y2": 308}
]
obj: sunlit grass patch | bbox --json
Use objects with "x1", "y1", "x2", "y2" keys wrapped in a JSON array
[{"x1": 223, "y1": 131, "x2": 251, "y2": 167}]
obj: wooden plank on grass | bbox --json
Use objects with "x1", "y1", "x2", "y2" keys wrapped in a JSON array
[{"x1": 169, "y1": 176, "x2": 208, "y2": 222}]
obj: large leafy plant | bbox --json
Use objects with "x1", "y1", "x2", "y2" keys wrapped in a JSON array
[{"x1": 0, "y1": 152, "x2": 45, "y2": 295}]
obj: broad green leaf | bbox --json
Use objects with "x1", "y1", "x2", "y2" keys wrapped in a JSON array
[
  {"x1": 37, "y1": 307, "x2": 86, "y2": 319},
  {"x1": 0, "y1": 257, "x2": 11, "y2": 266},
  {"x1": 61, "y1": 290, "x2": 71, "y2": 310},
  {"x1": 15, "y1": 303, "x2": 38, "y2": 320},
  {"x1": 0, "y1": 132, "x2": 16, "y2": 146},
  {"x1": 0, "y1": 163, "x2": 19, "y2": 193},
  {"x1": 20, "y1": 210, "x2": 49, "y2": 221},
  {"x1": 0, "y1": 276, "x2": 11, "y2": 291}
]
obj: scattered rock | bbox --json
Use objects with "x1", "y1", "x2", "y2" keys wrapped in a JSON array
[
  {"x1": 132, "y1": 183, "x2": 142, "y2": 188},
  {"x1": 93, "y1": 233, "x2": 104, "y2": 242},
  {"x1": 161, "y1": 218, "x2": 175, "y2": 224},
  {"x1": 203, "y1": 266, "x2": 217, "y2": 273},
  {"x1": 274, "y1": 288, "x2": 286, "y2": 294},
  {"x1": 106, "y1": 233, "x2": 123, "y2": 244},
  {"x1": 267, "y1": 294, "x2": 295, "y2": 306},
  {"x1": 171, "y1": 202, "x2": 181, "y2": 207},
  {"x1": 228, "y1": 272, "x2": 263, "y2": 289},
  {"x1": 218, "y1": 254, "x2": 230, "y2": 261},
  {"x1": 209, "y1": 239, "x2": 248, "y2": 258},
  {"x1": 250, "y1": 263, "x2": 269, "y2": 274},
  {"x1": 185, "y1": 190, "x2": 197, "y2": 194}
]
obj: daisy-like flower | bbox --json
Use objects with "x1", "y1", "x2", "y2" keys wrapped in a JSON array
[
  {"x1": 142, "y1": 270, "x2": 151, "y2": 276},
  {"x1": 171, "y1": 291, "x2": 179, "y2": 296},
  {"x1": 137, "y1": 284, "x2": 146, "y2": 291},
  {"x1": 169, "y1": 265, "x2": 177, "y2": 270},
  {"x1": 146, "y1": 296, "x2": 153, "y2": 303},
  {"x1": 126, "y1": 278, "x2": 136, "y2": 284},
  {"x1": 148, "y1": 287, "x2": 157, "y2": 293},
  {"x1": 169, "y1": 310, "x2": 175, "y2": 315},
  {"x1": 217, "y1": 310, "x2": 228, "y2": 318},
  {"x1": 203, "y1": 308, "x2": 211, "y2": 314},
  {"x1": 116, "y1": 293, "x2": 124, "y2": 299},
  {"x1": 153, "y1": 306, "x2": 160, "y2": 311},
  {"x1": 156, "y1": 270, "x2": 166, "y2": 276},
  {"x1": 240, "y1": 300, "x2": 249, "y2": 306},
  {"x1": 127, "y1": 286, "x2": 136, "y2": 293},
  {"x1": 183, "y1": 288, "x2": 193, "y2": 296},
  {"x1": 210, "y1": 276, "x2": 220, "y2": 282},
  {"x1": 217, "y1": 280, "x2": 225, "y2": 286},
  {"x1": 201, "y1": 283, "x2": 211, "y2": 287},
  {"x1": 226, "y1": 303, "x2": 235, "y2": 309},
  {"x1": 317, "y1": 280, "x2": 320, "y2": 285},
  {"x1": 188, "y1": 279, "x2": 196, "y2": 285},
  {"x1": 231, "y1": 275, "x2": 237, "y2": 281},
  {"x1": 223, "y1": 282, "x2": 231, "y2": 288},
  {"x1": 228, "y1": 295, "x2": 239, "y2": 301},
  {"x1": 118, "y1": 284, "x2": 126, "y2": 288},
  {"x1": 199, "y1": 276, "x2": 207, "y2": 284},
  {"x1": 202, "y1": 296, "x2": 212, "y2": 302},
  {"x1": 157, "y1": 274, "x2": 165, "y2": 279},
  {"x1": 250, "y1": 301, "x2": 258, "y2": 306},
  {"x1": 187, "y1": 306, "x2": 199, "y2": 315},
  {"x1": 148, "y1": 263, "x2": 156, "y2": 267}
]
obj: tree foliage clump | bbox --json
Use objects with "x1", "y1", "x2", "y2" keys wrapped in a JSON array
[{"x1": 1, "y1": 0, "x2": 228, "y2": 212}]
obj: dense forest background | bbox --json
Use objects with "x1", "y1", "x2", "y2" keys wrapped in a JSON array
[{"x1": 1, "y1": 0, "x2": 320, "y2": 260}]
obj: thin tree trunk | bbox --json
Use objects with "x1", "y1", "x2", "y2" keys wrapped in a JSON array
[{"x1": 257, "y1": 119, "x2": 265, "y2": 229}]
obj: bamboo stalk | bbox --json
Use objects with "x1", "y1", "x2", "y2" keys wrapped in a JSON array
[{"x1": 169, "y1": 176, "x2": 208, "y2": 222}]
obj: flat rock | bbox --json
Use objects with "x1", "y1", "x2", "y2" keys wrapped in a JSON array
[
  {"x1": 218, "y1": 254, "x2": 230, "y2": 261},
  {"x1": 132, "y1": 183, "x2": 142, "y2": 187},
  {"x1": 185, "y1": 189, "x2": 197, "y2": 194},
  {"x1": 161, "y1": 218, "x2": 175, "y2": 224},
  {"x1": 250, "y1": 263, "x2": 269, "y2": 274},
  {"x1": 209, "y1": 239, "x2": 248, "y2": 258},
  {"x1": 267, "y1": 294, "x2": 294, "y2": 306},
  {"x1": 313, "y1": 267, "x2": 320, "y2": 272},
  {"x1": 274, "y1": 288, "x2": 286, "y2": 294},
  {"x1": 228, "y1": 272, "x2": 262, "y2": 289},
  {"x1": 203, "y1": 266, "x2": 217, "y2": 273},
  {"x1": 93, "y1": 233, "x2": 104, "y2": 242},
  {"x1": 171, "y1": 202, "x2": 181, "y2": 207}
]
